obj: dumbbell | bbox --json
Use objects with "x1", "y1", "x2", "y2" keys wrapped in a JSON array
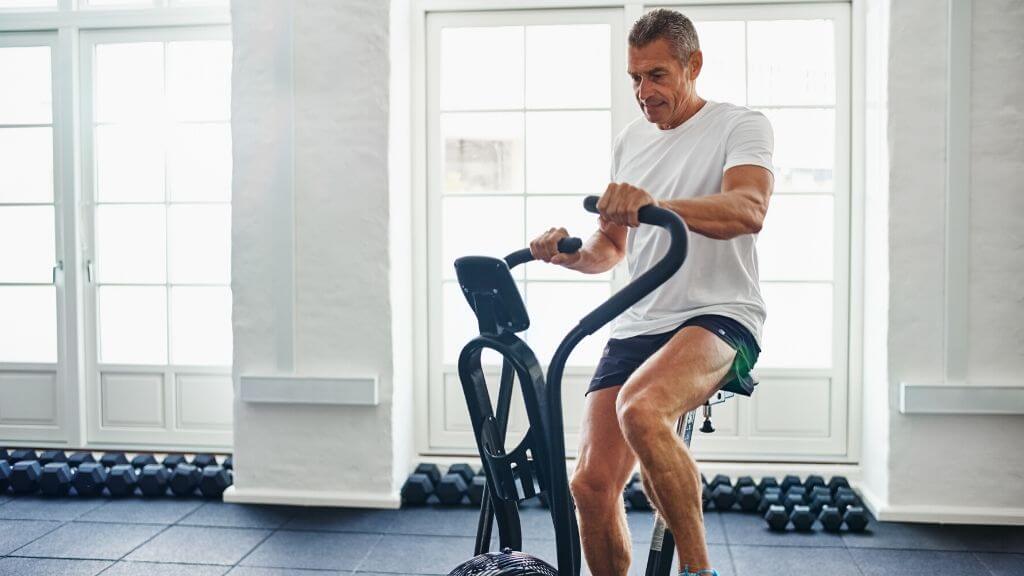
[
  {"x1": 735, "y1": 476, "x2": 756, "y2": 490},
  {"x1": 789, "y1": 505, "x2": 815, "y2": 532},
  {"x1": 784, "y1": 485, "x2": 808, "y2": 505},
  {"x1": 139, "y1": 464, "x2": 170, "y2": 497},
  {"x1": 436, "y1": 463, "x2": 475, "y2": 505},
  {"x1": 169, "y1": 464, "x2": 202, "y2": 496},
  {"x1": 468, "y1": 474, "x2": 487, "y2": 506},
  {"x1": 100, "y1": 452, "x2": 129, "y2": 468},
  {"x1": 757, "y1": 476, "x2": 779, "y2": 494},
  {"x1": 780, "y1": 474, "x2": 802, "y2": 494},
  {"x1": 737, "y1": 484, "x2": 762, "y2": 512},
  {"x1": 223, "y1": 456, "x2": 233, "y2": 470},
  {"x1": 808, "y1": 487, "x2": 833, "y2": 515},
  {"x1": 843, "y1": 506, "x2": 870, "y2": 532},
  {"x1": 402, "y1": 463, "x2": 441, "y2": 506},
  {"x1": 0, "y1": 460, "x2": 11, "y2": 492},
  {"x1": 39, "y1": 450, "x2": 67, "y2": 466},
  {"x1": 758, "y1": 488, "x2": 783, "y2": 514},
  {"x1": 834, "y1": 487, "x2": 861, "y2": 512},
  {"x1": 711, "y1": 482, "x2": 737, "y2": 511},
  {"x1": 40, "y1": 463, "x2": 73, "y2": 496},
  {"x1": 708, "y1": 474, "x2": 731, "y2": 492},
  {"x1": 199, "y1": 464, "x2": 233, "y2": 498},
  {"x1": 624, "y1": 480, "x2": 652, "y2": 511},
  {"x1": 163, "y1": 454, "x2": 188, "y2": 469},
  {"x1": 803, "y1": 474, "x2": 826, "y2": 492},
  {"x1": 827, "y1": 475, "x2": 850, "y2": 495},
  {"x1": 0, "y1": 448, "x2": 8, "y2": 465},
  {"x1": 73, "y1": 462, "x2": 107, "y2": 497},
  {"x1": 68, "y1": 452, "x2": 96, "y2": 469},
  {"x1": 11, "y1": 460, "x2": 43, "y2": 494},
  {"x1": 764, "y1": 504, "x2": 789, "y2": 531},
  {"x1": 131, "y1": 454, "x2": 158, "y2": 469},
  {"x1": 701, "y1": 484, "x2": 712, "y2": 510}
]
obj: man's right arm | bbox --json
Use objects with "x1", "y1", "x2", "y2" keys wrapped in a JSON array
[{"x1": 566, "y1": 218, "x2": 627, "y2": 274}]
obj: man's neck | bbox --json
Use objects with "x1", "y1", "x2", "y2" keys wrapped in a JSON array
[{"x1": 660, "y1": 96, "x2": 707, "y2": 130}]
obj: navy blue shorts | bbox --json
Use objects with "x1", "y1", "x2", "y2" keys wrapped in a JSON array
[{"x1": 586, "y1": 314, "x2": 760, "y2": 397}]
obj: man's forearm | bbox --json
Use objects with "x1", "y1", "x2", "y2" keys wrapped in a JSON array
[
  {"x1": 565, "y1": 229, "x2": 624, "y2": 274},
  {"x1": 659, "y1": 188, "x2": 766, "y2": 240}
]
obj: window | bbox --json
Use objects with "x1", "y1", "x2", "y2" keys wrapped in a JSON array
[
  {"x1": 421, "y1": 3, "x2": 853, "y2": 460},
  {"x1": 0, "y1": 1, "x2": 232, "y2": 449}
]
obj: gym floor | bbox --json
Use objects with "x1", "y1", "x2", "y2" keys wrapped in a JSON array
[{"x1": 0, "y1": 496, "x2": 1021, "y2": 575}]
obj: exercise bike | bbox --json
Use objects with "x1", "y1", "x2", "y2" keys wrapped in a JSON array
[{"x1": 449, "y1": 196, "x2": 743, "y2": 576}]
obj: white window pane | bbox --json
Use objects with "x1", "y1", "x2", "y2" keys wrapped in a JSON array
[
  {"x1": 758, "y1": 195, "x2": 833, "y2": 281},
  {"x1": 443, "y1": 196, "x2": 524, "y2": 280},
  {"x1": 526, "y1": 111, "x2": 610, "y2": 195},
  {"x1": 96, "y1": 205, "x2": 166, "y2": 284},
  {"x1": 748, "y1": 20, "x2": 835, "y2": 106},
  {"x1": 0, "y1": 286, "x2": 56, "y2": 363},
  {"x1": 525, "y1": 196, "x2": 607, "y2": 281},
  {"x1": 170, "y1": 286, "x2": 232, "y2": 365},
  {"x1": 0, "y1": 46, "x2": 51, "y2": 124},
  {"x1": 167, "y1": 41, "x2": 232, "y2": 122},
  {"x1": 758, "y1": 282, "x2": 832, "y2": 369},
  {"x1": 441, "y1": 26, "x2": 524, "y2": 111},
  {"x1": 0, "y1": 0, "x2": 57, "y2": 7},
  {"x1": 99, "y1": 285, "x2": 167, "y2": 365},
  {"x1": 694, "y1": 21, "x2": 745, "y2": 106},
  {"x1": 96, "y1": 42, "x2": 164, "y2": 124},
  {"x1": 86, "y1": 0, "x2": 154, "y2": 6},
  {"x1": 525, "y1": 282, "x2": 610, "y2": 367},
  {"x1": 0, "y1": 206, "x2": 54, "y2": 284},
  {"x1": 442, "y1": 112, "x2": 523, "y2": 195},
  {"x1": 168, "y1": 123, "x2": 232, "y2": 202},
  {"x1": 758, "y1": 108, "x2": 834, "y2": 192},
  {"x1": 0, "y1": 127, "x2": 53, "y2": 203},
  {"x1": 96, "y1": 124, "x2": 165, "y2": 203},
  {"x1": 525, "y1": 24, "x2": 610, "y2": 109},
  {"x1": 168, "y1": 204, "x2": 230, "y2": 284}
]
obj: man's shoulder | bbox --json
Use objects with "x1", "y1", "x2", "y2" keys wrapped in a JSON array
[{"x1": 706, "y1": 101, "x2": 767, "y2": 127}]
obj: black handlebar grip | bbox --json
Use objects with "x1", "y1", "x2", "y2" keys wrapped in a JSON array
[
  {"x1": 504, "y1": 236, "x2": 583, "y2": 269},
  {"x1": 584, "y1": 195, "x2": 600, "y2": 214}
]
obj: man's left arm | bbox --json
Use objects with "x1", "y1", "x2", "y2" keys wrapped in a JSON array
[{"x1": 657, "y1": 165, "x2": 773, "y2": 240}]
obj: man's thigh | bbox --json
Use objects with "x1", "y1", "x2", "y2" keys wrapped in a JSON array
[
  {"x1": 618, "y1": 325, "x2": 736, "y2": 422},
  {"x1": 574, "y1": 386, "x2": 636, "y2": 490}
]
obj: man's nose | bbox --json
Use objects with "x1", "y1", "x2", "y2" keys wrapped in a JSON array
[{"x1": 636, "y1": 77, "x2": 654, "y2": 101}]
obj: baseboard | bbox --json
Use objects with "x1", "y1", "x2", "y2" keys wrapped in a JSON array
[
  {"x1": 223, "y1": 485, "x2": 400, "y2": 509},
  {"x1": 855, "y1": 483, "x2": 1024, "y2": 526}
]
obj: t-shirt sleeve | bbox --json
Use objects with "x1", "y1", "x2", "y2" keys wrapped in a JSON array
[{"x1": 723, "y1": 110, "x2": 774, "y2": 175}]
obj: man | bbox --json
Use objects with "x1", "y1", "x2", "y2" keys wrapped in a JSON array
[{"x1": 529, "y1": 9, "x2": 773, "y2": 576}]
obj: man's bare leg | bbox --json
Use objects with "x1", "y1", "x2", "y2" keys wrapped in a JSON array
[
  {"x1": 570, "y1": 386, "x2": 637, "y2": 576},
  {"x1": 616, "y1": 327, "x2": 734, "y2": 574}
]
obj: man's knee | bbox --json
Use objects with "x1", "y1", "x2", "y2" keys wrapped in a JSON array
[
  {"x1": 570, "y1": 467, "x2": 623, "y2": 509},
  {"x1": 615, "y1": 396, "x2": 662, "y2": 446}
]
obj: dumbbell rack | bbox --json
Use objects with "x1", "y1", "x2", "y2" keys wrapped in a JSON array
[{"x1": 0, "y1": 448, "x2": 233, "y2": 499}]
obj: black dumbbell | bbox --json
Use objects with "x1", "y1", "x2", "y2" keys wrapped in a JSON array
[
  {"x1": 818, "y1": 505, "x2": 843, "y2": 532},
  {"x1": 780, "y1": 474, "x2": 802, "y2": 494},
  {"x1": 67, "y1": 452, "x2": 95, "y2": 469},
  {"x1": 843, "y1": 506, "x2": 870, "y2": 532},
  {"x1": 11, "y1": 460, "x2": 42, "y2": 494},
  {"x1": 735, "y1": 476, "x2": 756, "y2": 490},
  {"x1": 415, "y1": 463, "x2": 441, "y2": 486},
  {"x1": 764, "y1": 504, "x2": 789, "y2": 531},
  {"x1": 758, "y1": 489, "x2": 783, "y2": 514},
  {"x1": 757, "y1": 476, "x2": 779, "y2": 494},
  {"x1": 804, "y1": 474, "x2": 826, "y2": 492},
  {"x1": 785, "y1": 485, "x2": 808, "y2": 504},
  {"x1": 192, "y1": 454, "x2": 218, "y2": 469},
  {"x1": 9, "y1": 449, "x2": 38, "y2": 465},
  {"x1": 100, "y1": 452, "x2": 129, "y2": 468},
  {"x1": 701, "y1": 483, "x2": 712, "y2": 510},
  {"x1": 223, "y1": 456, "x2": 233, "y2": 470},
  {"x1": 737, "y1": 485, "x2": 762, "y2": 512},
  {"x1": 139, "y1": 464, "x2": 170, "y2": 497},
  {"x1": 447, "y1": 463, "x2": 475, "y2": 485},
  {"x1": 39, "y1": 462, "x2": 72, "y2": 496},
  {"x1": 131, "y1": 454, "x2": 158, "y2": 469},
  {"x1": 809, "y1": 490, "x2": 833, "y2": 515},
  {"x1": 468, "y1": 475, "x2": 487, "y2": 506},
  {"x1": 709, "y1": 474, "x2": 731, "y2": 492},
  {"x1": 436, "y1": 472, "x2": 468, "y2": 505},
  {"x1": 163, "y1": 454, "x2": 188, "y2": 469},
  {"x1": 711, "y1": 483, "x2": 736, "y2": 511},
  {"x1": 106, "y1": 465, "x2": 138, "y2": 497},
  {"x1": 169, "y1": 464, "x2": 201, "y2": 496},
  {"x1": 199, "y1": 465, "x2": 232, "y2": 498},
  {"x1": 834, "y1": 488, "x2": 860, "y2": 514},
  {"x1": 782, "y1": 491, "x2": 804, "y2": 513},
  {"x1": 625, "y1": 481, "x2": 652, "y2": 510},
  {"x1": 39, "y1": 450, "x2": 67, "y2": 466},
  {"x1": 401, "y1": 473, "x2": 435, "y2": 505},
  {"x1": 0, "y1": 448, "x2": 9, "y2": 465},
  {"x1": 0, "y1": 460, "x2": 11, "y2": 492},
  {"x1": 827, "y1": 476, "x2": 850, "y2": 495},
  {"x1": 73, "y1": 462, "x2": 107, "y2": 497},
  {"x1": 789, "y1": 505, "x2": 815, "y2": 532}
]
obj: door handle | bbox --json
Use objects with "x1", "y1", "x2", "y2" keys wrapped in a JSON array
[{"x1": 52, "y1": 260, "x2": 64, "y2": 285}]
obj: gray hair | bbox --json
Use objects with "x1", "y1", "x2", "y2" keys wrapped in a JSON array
[{"x1": 628, "y1": 8, "x2": 700, "y2": 64}]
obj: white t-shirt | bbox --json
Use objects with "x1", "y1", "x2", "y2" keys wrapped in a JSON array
[{"x1": 608, "y1": 100, "x2": 774, "y2": 345}]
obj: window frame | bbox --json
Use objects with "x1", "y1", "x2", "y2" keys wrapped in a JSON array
[
  {"x1": 0, "y1": 1, "x2": 231, "y2": 451},
  {"x1": 414, "y1": 0, "x2": 860, "y2": 462}
]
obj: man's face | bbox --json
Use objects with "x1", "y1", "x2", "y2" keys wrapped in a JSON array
[{"x1": 628, "y1": 38, "x2": 702, "y2": 129}]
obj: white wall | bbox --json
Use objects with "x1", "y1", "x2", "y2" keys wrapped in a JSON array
[
  {"x1": 886, "y1": 0, "x2": 1024, "y2": 520},
  {"x1": 229, "y1": 0, "x2": 403, "y2": 507}
]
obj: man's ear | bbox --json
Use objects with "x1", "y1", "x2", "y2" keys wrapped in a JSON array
[{"x1": 689, "y1": 50, "x2": 703, "y2": 80}]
